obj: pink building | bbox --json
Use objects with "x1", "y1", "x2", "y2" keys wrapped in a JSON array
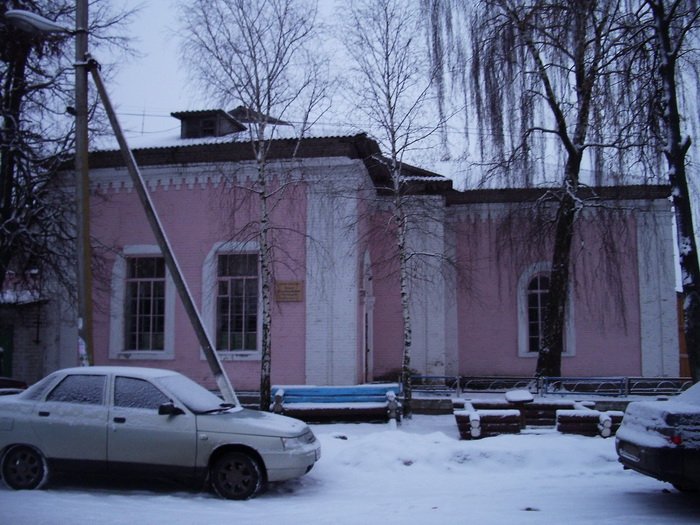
[{"x1": 2, "y1": 108, "x2": 678, "y2": 387}]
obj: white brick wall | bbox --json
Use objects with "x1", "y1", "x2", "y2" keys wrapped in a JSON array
[
  {"x1": 304, "y1": 161, "x2": 363, "y2": 385},
  {"x1": 637, "y1": 200, "x2": 680, "y2": 376},
  {"x1": 406, "y1": 196, "x2": 449, "y2": 376}
]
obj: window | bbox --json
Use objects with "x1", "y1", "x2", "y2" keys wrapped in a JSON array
[
  {"x1": 201, "y1": 118, "x2": 216, "y2": 137},
  {"x1": 47, "y1": 375, "x2": 106, "y2": 405},
  {"x1": 114, "y1": 376, "x2": 169, "y2": 410},
  {"x1": 527, "y1": 274, "x2": 549, "y2": 353},
  {"x1": 125, "y1": 257, "x2": 165, "y2": 351},
  {"x1": 216, "y1": 253, "x2": 258, "y2": 352},
  {"x1": 110, "y1": 247, "x2": 175, "y2": 360},
  {"x1": 517, "y1": 262, "x2": 575, "y2": 358}
]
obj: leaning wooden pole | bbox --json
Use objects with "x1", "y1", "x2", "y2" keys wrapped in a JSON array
[{"x1": 87, "y1": 57, "x2": 238, "y2": 404}]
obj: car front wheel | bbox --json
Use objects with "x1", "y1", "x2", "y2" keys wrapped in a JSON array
[
  {"x1": 210, "y1": 451, "x2": 263, "y2": 500},
  {"x1": 1, "y1": 446, "x2": 48, "y2": 490}
]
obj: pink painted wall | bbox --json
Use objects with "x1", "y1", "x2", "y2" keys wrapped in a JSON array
[
  {"x1": 365, "y1": 211, "x2": 404, "y2": 381},
  {"x1": 363, "y1": 205, "x2": 645, "y2": 379},
  {"x1": 452, "y1": 208, "x2": 642, "y2": 377},
  {"x1": 90, "y1": 165, "x2": 650, "y2": 390},
  {"x1": 90, "y1": 173, "x2": 308, "y2": 391}
]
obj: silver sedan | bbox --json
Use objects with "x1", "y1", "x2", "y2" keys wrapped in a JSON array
[{"x1": 0, "y1": 366, "x2": 320, "y2": 499}]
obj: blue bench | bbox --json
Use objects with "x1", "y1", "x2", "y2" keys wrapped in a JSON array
[{"x1": 270, "y1": 384, "x2": 402, "y2": 423}]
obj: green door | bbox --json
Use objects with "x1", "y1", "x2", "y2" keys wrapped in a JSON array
[{"x1": 0, "y1": 325, "x2": 13, "y2": 377}]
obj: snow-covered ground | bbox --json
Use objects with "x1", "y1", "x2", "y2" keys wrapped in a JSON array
[{"x1": 1, "y1": 414, "x2": 698, "y2": 524}]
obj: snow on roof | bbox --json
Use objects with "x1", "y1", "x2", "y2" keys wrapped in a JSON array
[
  {"x1": 93, "y1": 121, "x2": 360, "y2": 153},
  {"x1": 402, "y1": 174, "x2": 448, "y2": 182}
]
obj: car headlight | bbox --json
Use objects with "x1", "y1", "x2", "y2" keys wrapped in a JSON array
[{"x1": 281, "y1": 429, "x2": 316, "y2": 451}]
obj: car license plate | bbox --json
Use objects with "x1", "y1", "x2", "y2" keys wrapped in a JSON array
[{"x1": 619, "y1": 443, "x2": 640, "y2": 462}]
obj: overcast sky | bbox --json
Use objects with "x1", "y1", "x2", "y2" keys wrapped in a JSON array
[
  {"x1": 107, "y1": 0, "x2": 198, "y2": 138},
  {"x1": 106, "y1": 0, "x2": 342, "y2": 140}
]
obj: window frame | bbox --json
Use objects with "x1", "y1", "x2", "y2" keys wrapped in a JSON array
[
  {"x1": 124, "y1": 256, "x2": 166, "y2": 352},
  {"x1": 526, "y1": 273, "x2": 550, "y2": 354},
  {"x1": 46, "y1": 374, "x2": 106, "y2": 405},
  {"x1": 517, "y1": 262, "x2": 576, "y2": 358},
  {"x1": 200, "y1": 118, "x2": 216, "y2": 137},
  {"x1": 215, "y1": 253, "x2": 259, "y2": 353},
  {"x1": 109, "y1": 246, "x2": 175, "y2": 360},
  {"x1": 113, "y1": 376, "x2": 170, "y2": 410},
  {"x1": 202, "y1": 242, "x2": 261, "y2": 361}
]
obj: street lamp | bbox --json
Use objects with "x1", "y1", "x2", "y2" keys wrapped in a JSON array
[
  {"x1": 4, "y1": 5, "x2": 238, "y2": 405},
  {"x1": 4, "y1": 10, "x2": 69, "y2": 33},
  {"x1": 6, "y1": 5, "x2": 93, "y2": 368}
]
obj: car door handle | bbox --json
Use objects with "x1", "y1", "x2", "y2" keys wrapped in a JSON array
[
  {"x1": 38, "y1": 411, "x2": 50, "y2": 417},
  {"x1": 113, "y1": 417, "x2": 126, "y2": 423}
]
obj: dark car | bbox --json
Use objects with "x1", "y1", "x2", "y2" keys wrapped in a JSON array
[
  {"x1": 0, "y1": 377, "x2": 27, "y2": 396},
  {"x1": 616, "y1": 382, "x2": 700, "y2": 492}
]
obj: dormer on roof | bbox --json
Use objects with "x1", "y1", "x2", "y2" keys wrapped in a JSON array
[{"x1": 170, "y1": 109, "x2": 247, "y2": 139}]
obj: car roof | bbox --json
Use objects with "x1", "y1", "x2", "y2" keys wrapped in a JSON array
[{"x1": 54, "y1": 366, "x2": 181, "y2": 379}]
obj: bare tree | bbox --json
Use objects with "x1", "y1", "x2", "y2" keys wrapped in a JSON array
[
  {"x1": 1, "y1": 1, "x2": 132, "y2": 307},
  {"x1": 341, "y1": 0, "x2": 448, "y2": 415},
  {"x1": 643, "y1": 0, "x2": 700, "y2": 382},
  {"x1": 426, "y1": 0, "x2": 664, "y2": 377},
  {"x1": 179, "y1": 0, "x2": 328, "y2": 409}
]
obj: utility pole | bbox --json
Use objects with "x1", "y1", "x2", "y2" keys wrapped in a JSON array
[{"x1": 75, "y1": 0, "x2": 93, "y2": 366}]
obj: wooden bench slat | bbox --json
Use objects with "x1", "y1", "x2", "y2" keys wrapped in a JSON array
[{"x1": 270, "y1": 383, "x2": 402, "y2": 423}]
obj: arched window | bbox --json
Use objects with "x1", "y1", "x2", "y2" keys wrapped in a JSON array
[
  {"x1": 202, "y1": 241, "x2": 261, "y2": 361},
  {"x1": 517, "y1": 262, "x2": 575, "y2": 358}
]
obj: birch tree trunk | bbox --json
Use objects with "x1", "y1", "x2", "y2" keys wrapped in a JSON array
[
  {"x1": 258, "y1": 160, "x2": 274, "y2": 408},
  {"x1": 396, "y1": 193, "x2": 413, "y2": 416}
]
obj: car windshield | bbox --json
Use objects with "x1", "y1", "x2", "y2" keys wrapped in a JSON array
[{"x1": 156, "y1": 374, "x2": 233, "y2": 413}]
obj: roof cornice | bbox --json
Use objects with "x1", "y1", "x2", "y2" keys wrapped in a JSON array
[
  {"x1": 445, "y1": 185, "x2": 671, "y2": 205},
  {"x1": 87, "y1": 133, "x2": 375, "y2": 169}
]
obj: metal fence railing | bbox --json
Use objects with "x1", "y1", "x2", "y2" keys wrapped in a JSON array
[{"x1": 411, "y1": 375, "x2": 693, "y2": 397}]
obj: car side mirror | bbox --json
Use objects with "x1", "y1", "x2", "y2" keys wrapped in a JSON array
[{"x1": 158, "y1": 402, "x2": 184, "y2": 416}]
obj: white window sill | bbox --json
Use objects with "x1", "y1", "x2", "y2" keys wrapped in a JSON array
[
  {"x1": 217, "y1": 351, "x2": 261, "y2": 362},
  {"x1": 114, "y1": 351, "x2": 173, "y2": 360},
  {"x1": 518, "y1": 352, "x2": 575, "y2": 359}
]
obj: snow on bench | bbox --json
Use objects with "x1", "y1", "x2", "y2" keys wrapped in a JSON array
[
  {"x1": 471, "y1": 398, "x2": 580, "y2": 426},
  {"x1": 504, "y1": 389, "x2": 534, "y2": 404},
  {"x1": 455, "y1": 390, "x2": 625, "y2": 439},
  {"x1": 270, "y1": 384, "x2": 402, "y2": 423},
  {"x1": 556, "y1": 408, "x2": 625, "y2": 438},
  {"x1": 454, "y1": 401, "x2": 521, "y2": 439}
]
